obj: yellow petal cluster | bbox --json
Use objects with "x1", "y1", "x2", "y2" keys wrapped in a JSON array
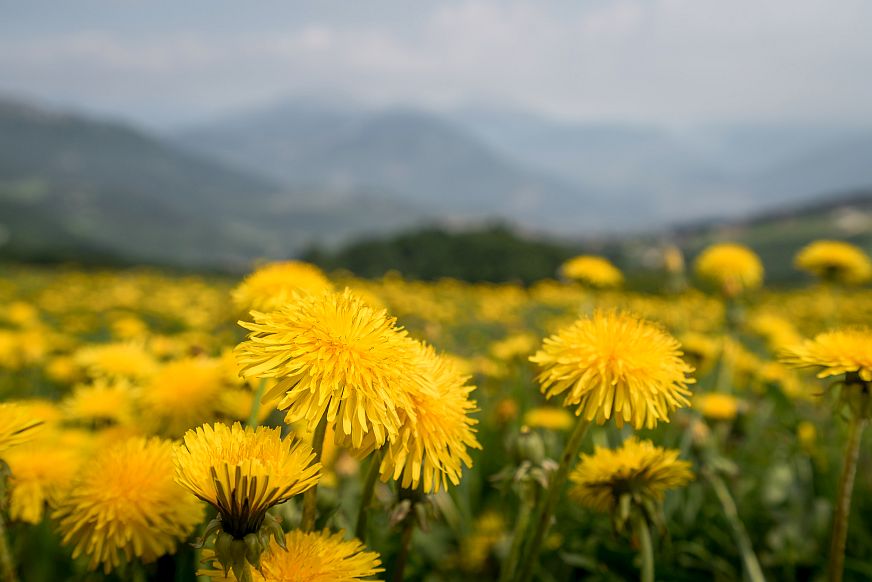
[
  {"x1": 794, "y1": 240, "x2": 872, "y2": 285},
  {"x1": 140, "y1": 357, "x2": 224, "y2": 435},
  {"x1": 173, "y1": 422, "x2": 320, "y2": 537},
  {"x1": 694, "y1": 392, "x2": 742, "y2": 421},
  {"x1": 235, "y1": 288, "x2": 419, "y2": 449},
  {"x1": 0, "y1": 402, "x2": 43, "y2": 454},
  {"x1": 232, "y1": 260, "x2": 332, "y2": 313},
  {"x1": 780, "y1": 328, "x2": 872, "y2": 381},
  {"x1": 5, "y1": 434, "x2": 83, "y2": 523},
  {"x1": 200, "y1": 529, "x2": 383, "y2": 582},
  {"x1": 54, "y1": 437, "x2": 203, "y2": 573},
  {"x1": 530, "y1": 311, "x2": 694, "y2": 429},
  {"x1": 569, "y1": 437, "x2": 693, "y2": 513},
  {"x1": 694, "y1": 243, "x2": 763, "y2": 295},
  {"x1": 379, "y1": 344, "x2": 480, "y2": 493},
  {"x1": 560, "y1": 255, "x2": 623, "y2": 288}
]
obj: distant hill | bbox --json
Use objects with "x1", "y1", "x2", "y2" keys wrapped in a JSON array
[
  {"x1": 0, "y1": 98, "x2": 425, "y2": 268},
  {"x1": 175, "y1": 103, "x2": 609, "y2": 233}
]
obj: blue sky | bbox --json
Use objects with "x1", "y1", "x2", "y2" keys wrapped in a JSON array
[{"x1": 2, "y1": 0, "x2": 871, "y2": 128}]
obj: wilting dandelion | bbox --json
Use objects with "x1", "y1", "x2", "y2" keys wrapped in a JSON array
[
  {"x1": 173, "y1": 422, "x2": 320, "y2": 578},
  {"x1": 54, "y1": 437, "x2": 203, "y2": 573}
]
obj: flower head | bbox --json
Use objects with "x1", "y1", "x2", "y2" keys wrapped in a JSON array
[
  {"x1": 232, "y1": 261, "x2": 332, "y2": 313},
  {"x1": 794, "y1": 240, "x2": 872, "y2": 285},
  {"x1": 235, "y1": 289, "x2": 419, "y2": 449},
  {"x1": 174, "y1": 422, "x2": 320, "y2": 538},
  {"x1": 523, "y1": 407, "x2": 574, "y2": 431},
  {"x1": 694, "y1": 243, "x2": 763, "y2": 296},
  {"x1": 54, "y1": 437, "x2": 203, "y2": 573},
  {"x1": 780, "y1": 328, "x2": 872, "y2": 381},
  {"x1": 569, "y1": 437, "x2": 693, "y2": 514},
  {"x1": 530, "y1": 311, "x2": 694, "y2": 429},
  {"x1": 379, "y1": 344, "x2": 480, "y2": 493},
  {"x1": 200, "y1": 529, "x2": 383, "y2": 582},
  {"x1": 560, "y1": 255, "x2": 623, "y2": 287},
  {"x1": 74, "y1": 342, "x2": 157, "y2": 380},
  {"x1": 140, "y1": 357, "x2": 224, "y2": 435},
  {"x1": 694, "y1": 392, "x2": 742, "y2": 421},
  {"x1": 62, "y1": 378, "x2": 135, "y2": 426}
]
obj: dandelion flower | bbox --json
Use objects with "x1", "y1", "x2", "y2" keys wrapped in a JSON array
[
  {"x1": 5, "y1": 435, "x2": 82, "y2": 523},
  {"x1": 523, "y1": 407, "x2": 574, "y2": 431},
  {"x1": 694, "y1": 393, "x2": 742, "y2": 421},
  {"x1": 174, "y1": 422, "x2": 320, "y2": 575},
  {"x1": 379, "y1": 344, "x2": 480, "y2": 493},
  {"x1": 74, "y1": 342, "x2": 157, "y2": 380},
  {"x1": 232, "y1": 261, "x2": 332, "y2": 313},
  {"x1": 235, "y1": 289, "x2": 419, "y2": 449},
  {"x1": 569, "y1": 437, "x2": 693, "y2": 514},
  {"x1": 560, "y1": 255, "x2": 623, "y2": 288},
  {"x1": 694, "y1": 243, "x2": 763, "y2": 296},
  {"x1": 0, "y1": 403, "x2": 43, "y2": 454},
  {"x1": 200, "y1": 529, "x2": 382, "y2": 582},
  {"x1": 530, "y1": 311, "x2": 694, "y2": 429},
  {"x1": 780, "y1": 328, "x2": 872, "y2": 381},
  {"x1": 140, "y1": 357, "x2": 224, "y2": 435},
  {"x1": 795, "y1": 240, "x2": 872, "y2": 285},
  {"x1": 54, "y1": 437, "x2": 203, "y2": 573},
  {"x1": 62, "y1": 378, "x2": 135, "y2": 426}
]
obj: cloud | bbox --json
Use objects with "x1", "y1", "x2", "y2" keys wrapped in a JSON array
[{"x1": 0, "y1": 0, "x2": 870, "y2": 126}]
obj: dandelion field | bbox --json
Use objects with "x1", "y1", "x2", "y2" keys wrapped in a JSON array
[{"x1": 1, "y1": 241, "x2": 872, "y2": 581}]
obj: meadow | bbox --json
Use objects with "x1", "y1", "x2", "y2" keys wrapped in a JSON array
[{"x1": 0, "y1": 241, "x2": 871, "y2": 581}]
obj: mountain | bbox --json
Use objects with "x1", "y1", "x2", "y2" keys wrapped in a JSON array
[
  {"x1": 0, "y1": 98, "x2": 425, "y2": 268},
  {"x1": 175, "y1": 104, "x2": 611, "y2": 233}
]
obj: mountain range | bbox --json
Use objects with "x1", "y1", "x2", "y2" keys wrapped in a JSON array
[{"x1": 2, "y1": 94, "x2": 872, "y2": 269}]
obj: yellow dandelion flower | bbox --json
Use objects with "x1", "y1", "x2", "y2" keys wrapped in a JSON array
[
  {"x1": 694, "y1": 393, "x2": 742, "y2": 421},
  {"x1": 62, "y1": 378, "x2": 135, "y2": 426},
  {"x1": 694, "y1": 243, "x2": 763, "y2": 296},
  {"x1": 560, "y1": 255, "x2": 623, "y2": 288},
  {"x1": 200, "y1": 529, "x2": 383, "y2": 582},
  {"x1": 54, "y1": 437, "x2": 203, "y2": 573},
  {"x1": 569, "y1": 437, "x2": 693, "y2": 513},
  {"x1": 780, "y1": 328, "x2": 872, "y2": 381},
  {"x1": 747, "y1": 312, "x2": 803, "y2": 350},
  {"x1": 795, "y1": 240, "x2": 872, "y2": 285},
  {"x1": 530, "y1": 311, "x2": 694, "y2": 429},
  {"x1": 5, "y1": 435, "x2": 82, "y2": 523},
  {"x1": 490, "y1": 333, "x2": 538, "y2": 361},
  {"x1": 74, "y1": 342, "x2": 157, "y2": 380},
  {"x1": 235, "y1": 289, "x2": 419, "y2": 450},
  {"x1": 461, "y1": 511, "x2": 506, "y2": 572},
  {"x1": 523, "y1": 407, "x2": 574, "y2": 431},
  {"x1": 0, "y1": 403, "x2": 43, "y2": 455},
  {"x1": 232, "y1": 261, "x2": 332, "y2": 313},
  {"x1": 174, "y1": 422, "x2": 320, "y2": 538},
  {"x1": 140, "y1": 357, "x2": 224, "y2": 435},
  {"x1": 379, "y1": 344, "x2": 480, "y2": 493}
]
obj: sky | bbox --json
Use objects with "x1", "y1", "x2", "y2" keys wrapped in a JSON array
[{"x1": 2, "y1": 0, "x2": 871, "y2": 129}]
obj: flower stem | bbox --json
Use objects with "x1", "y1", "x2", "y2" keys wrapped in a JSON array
[
  {"x1": 392, "y1": 517, "x2": 415, "y2": 582},
  {"x1": 499, "y1": 482, "x2": 535, "y2": 582},
  {"x1": 704, "y1": 469, "x2": 765, "y2": 582},
  {"x1": 516, "y1": 418, "x2": 590, "y2": 582},
  {"x1": 355, "y1": 449, "x2": 383, "y2": 542},
  {"x1": 301, "y1": 413, "x2": 329, "y2": 532},
  {"x1": 635, "y1": 514, "x2": 654, "y2": 582},
  {"x1": 0, "y1": 467, "x2": 18, "y2": 582},
  {"x1": 247, "y1": 377, "x2": 268, "y2": 428},
  {"x1": 828, "y1": 415, "x2": 866, "y2": 582}
]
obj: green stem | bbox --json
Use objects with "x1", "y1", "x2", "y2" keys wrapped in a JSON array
[
  {"x1": 392, "y1": 517, "x2": 415, "y2": 582},
  {"x1": 828, "y1": 415, "x2": 866, "y2": 582},
  {"x1": 635, "y1": 514, "x2": 654, "y2": 582},
  {"x1": 516, "y1": 418, "x2": 591, "y2": 582},
  {"x1": 247, "y1": 377, "x2": 268, "y2": 428},
  {"x1": 355, "y1": 449, "x2": 384, "y2": 542},
  {"x1": 300, "y1": 414, "x2": 329, "y2": 532},
  {"x1": 0, "y1": 468, "x2": 17, "y2": 582},
  {"x1": 704, "y1": 469, "x2": 765, "y2": 582},
  {"x1": 499, "y1": 483, "x2": 535, "y2": 582}
]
